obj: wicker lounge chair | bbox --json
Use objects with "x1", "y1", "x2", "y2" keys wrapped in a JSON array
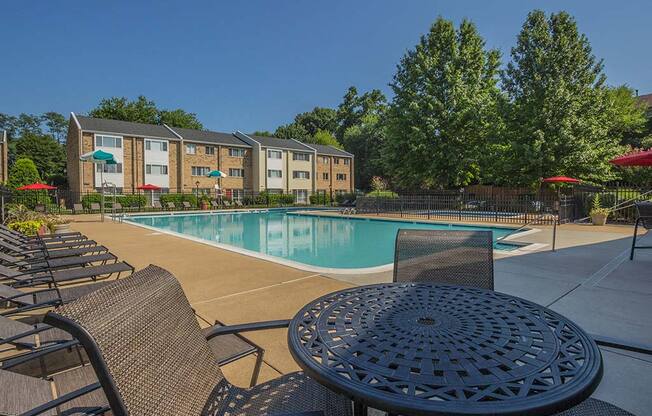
[
  {"x1": 44, "y1": 265, "x2": 353, "y2": 416},
  {"x1": 0, "y1": 252, "x2": 118, "y2": 274},
  {"x1": 73, "y1": 203, "x2": 84, "y2": 214},
  {"x1": 151, "y1": 201, "x2": 163, "y2": 210},
  {"x1": 393, "y1": 229, "x2": 494, "y2": 290},
  {"x1": 2, "y1": 261, "x2": 133, "y2": 288},
  {"x1": 630, "y1": 201, "x2": 652, "y2": 260}
]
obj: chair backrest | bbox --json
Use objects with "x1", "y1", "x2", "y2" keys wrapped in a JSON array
[
  {"x1": 90, "y1": 203, "x2": 101, "y2": 210},
  {"x1": 393, "y1": 229, "x2": 494, "y2": 290},
  {"x1": 113, "y1": 202, "x2": 122, "y2": 210},
  {"x1": 167, "y1": 202, "x2": 175, "y2": 208},
  {"x1": 73, "y1": 203, "x2": 83, "y2": 212},
  {"x1": 152, "y1": 201, "x2": 162, "y2": 209},
  {"x1": 636, "y1": 201, "x2": 652, "y2": 229},
  {"x1": 182, "y1": 201, "x2": 191, "y2": 208},
  {"x1": 44, "y1": 265, "x2": 225, "y2": 416}
]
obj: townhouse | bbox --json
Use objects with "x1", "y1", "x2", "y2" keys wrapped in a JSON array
[{"x1": 66, "y1": 114, "x2": 354, "y2": 200}]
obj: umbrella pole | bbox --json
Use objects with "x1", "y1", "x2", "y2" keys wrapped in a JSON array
[{"x1": 100, "y1": 169, "x2": 105, "y2": 222}]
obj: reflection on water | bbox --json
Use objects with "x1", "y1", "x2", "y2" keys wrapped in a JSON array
[{"x1": 129, "y1": 212, "x2": 516, "y2": 269}]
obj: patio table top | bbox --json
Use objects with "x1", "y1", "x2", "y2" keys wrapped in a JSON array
[{"x1": 288, "y1": 283, "x2": 603, "y2": 416}]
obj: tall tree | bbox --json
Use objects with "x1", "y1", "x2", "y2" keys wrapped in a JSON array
[
  {"x1": 14, "y1": 114, "x2": 43, "y2": 137},
  {"x1": 499, "y1": 10, "x2": 620, "y2": 185},
  {"x1": 14, "y1": 133, "x2": 66, "y2": 182},
  {"x1": 89, "y1": 96, "x2": 159, "y2": 124},
  {"x1": 383, "y1": 17, "x2": 501, "y2": 189},
  {"x1": 7, "y1": 157, "x2": 41, "y2": 189},
  {"x1": 335, "y1": 87, "x2": 386, "y2": 142},
  {"x1": 42, "y1": 112, "x2": 68, "y2": 144},
  {"x1": 293, "y1": 107, "x2": 338, "y2": 137},
  {"x1": 274, "y1": 123, "x2": 310, "y2": 141},
  {"x1": 158, "y1": 109, "x2": 203, "y2": 129},
  {"x1": 0, "y1": 113, "x2": 18, "y2": 139},
  {"x1": 342, "y1": 113, "x2": 385, "y2": 189},
  {"x1": 604, "y1": 85, "x2": 649, "y2": 148},
  {"x1": 250, "y1": 130, "x2": 274, "y2": 137},
  {"x1": 308, "y1": 129, "x2": 341, "y2": 147}
]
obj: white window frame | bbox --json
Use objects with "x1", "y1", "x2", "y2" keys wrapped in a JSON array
[
  {"x1": 336, "y1": 173, "x2": 347, "y2": 181},
  {"x1": 229, "y1": 168, "x2": 244, "y2": 177},
  {"x1": 96, "y1": 163, "x2": 123, "y2": 173},
  {"x1": 145, "y1": 164, "x2": 168, "y2": 175},
  {"x1": 186, "y1": 144, "x2": 197, "y2": 155},
  {"x1": 205, "y1": 146, "x2": 215, "y2": 155},
  {"x1": 293, "y1": 153, "x2": 310, "y2": 161},
  {"x1": 267, "y1": 150, "x2": 282, "y2": 159},
  {"x1": 267, "y1": 169, "x2": 282, "y2": 178},
  {"x1": 322, "y1": 172, "x2": 329, "y2": 180},
  {"x1": 95, "y1": 134, "x2": 122, "y2": 148},
  {"x1": 343, "y1": 158, "x2": 350, "y2": 165},
  {"x1": 293, "y1": 171, "x2": 310, "y2": 179},
  {"x1": 333, "y1": 158, "x2": 340, "y2": 165},
  {"x1": 229, "y1": 148, "x2": 245, "y2": 157},
  {"x1": 145, "y1": 140, "x2": 168, "y2": 152},
  {"x1": 191, "y1": 166, "x2": 210, "y2": 176}
]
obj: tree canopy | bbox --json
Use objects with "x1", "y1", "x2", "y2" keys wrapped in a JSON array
[
  {"x1": 7, "y1": 158, "x2": 41, "y2": 189},
  {"x1": 89, "y1": 95, "x2": 204, "y2": 129}
]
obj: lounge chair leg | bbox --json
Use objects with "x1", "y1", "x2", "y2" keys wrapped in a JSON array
[
  {"x1": 250, "y1": 348, "x2": 264, "y2": 387},
  {"x1": 631, "y1": 219, "x2": 639, "y2": 260}
]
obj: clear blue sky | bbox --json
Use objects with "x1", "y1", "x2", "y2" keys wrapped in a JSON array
[{"x1": 2, "y1": 0, "x2": 650, "y2": 133}]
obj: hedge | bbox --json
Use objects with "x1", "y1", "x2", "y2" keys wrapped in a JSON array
[
  {"x1": 335, "y1": 192, "x2": 358, "y2": 203},
  {"x1": 254, "y1": 192, "x2": 295, "y2": 206},
  {"x1": 365, "y1": 190, "x2": 399, "y2": 198},
  {"x1": 309, "y1": 193, "x2": 331, "y2": 205},
  {"x1": 81, "y1": 193, "x2": 148, "y2": 209},
  {"x1": 159, "y1": 193, "x2": 198, "y2": 207}
]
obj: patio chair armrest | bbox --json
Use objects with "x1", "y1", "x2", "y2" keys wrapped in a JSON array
[
  {"x1": 204, "y1": 319, "x2": 290, "y2": 339},
  {"x1": 0, "y1": 339, "x2": 79, "y2": 368},
  {"x1": 0, "y1": 299, "x2": 61, "y2": 315},
  {"x1": 1, "y1": 286, "x2": 57, "y2": 301}
]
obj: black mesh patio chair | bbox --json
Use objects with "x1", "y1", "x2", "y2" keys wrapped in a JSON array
[
  {"x1": 0, "y1": 224, "x2": 85, "y2": 241},
  {"x1": 553, "y1": 398, "x2": 634, "y2": 415},
  {"x1": 0, "y1": 250, "x2": 117, "y2": 271},
  {"x1": 44, "y1": 265, "x2": 353, "y2": 416},
  {"x1": 393, "y1": 229, "x2": 494, "y2": 290},
  {"x1": 73, "y1": 203, "x2": 85, "y2": 214},
  {"x1": 630, "y1": 201, "x2": 652, "y2": 260},
  {"x1": 1, "y1": 260, "x2": 133, "y2": 288}
]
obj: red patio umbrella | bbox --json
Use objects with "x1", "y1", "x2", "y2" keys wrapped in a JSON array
[
  {"x1": 542, "y1": 176, "x2": 581, "y2": 184},
  {"x1": 136, "y1": 184, "x2": 161, "y2": 190},
  {"x1": 16, "y1": 182, "x2": 57, "y2": 190},
  {"x1": 609, "y1": 149, "x2": 652, "y2": 167}
]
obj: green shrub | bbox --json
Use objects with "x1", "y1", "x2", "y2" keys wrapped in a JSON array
[
  {"x1": 309, "y1": 193, "x2": 331, "y2": 205},
  {"x1": 7, "y1": 158, "x2": 41, "y2": 189},
  {"x1": 81, "y1": 193, "x2": 148, "y2": 209},
  {"x1": 335, "y1": 192, "x2": 358, "y2": 203},
  {"x1": 8, "y1": 220, "x2": 45, "y2": 236},
  {"x1": 255, "y1": 192, "x2": 295, "y2": 206},
  {"x1": 159, "y1": 193, "x2": 198, "y2": 207},
  {"x1": 365, "y1": 190, "x2": 399, "y2": 198}
]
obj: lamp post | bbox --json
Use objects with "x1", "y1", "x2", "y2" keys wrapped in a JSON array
[{"x1": 195, "y1": 181, "x2": 200, "y2": 208}]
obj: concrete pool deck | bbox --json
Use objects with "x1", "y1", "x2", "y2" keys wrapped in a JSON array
[{"x1": 66, "y1": 213, "x2": 651, "y2": 415}]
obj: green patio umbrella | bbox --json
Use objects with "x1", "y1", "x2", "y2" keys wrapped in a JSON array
[
  {"x1": 206, "y1": 170, "x2": 227, "y2": 200},
  {"x1": 80, "y1": 150, "x2": 117, "y2": 221}
]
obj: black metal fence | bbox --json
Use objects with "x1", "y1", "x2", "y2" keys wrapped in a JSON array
[
  {"x1": 572, "y1": 183, "x2": 652, "y2": 224},
  {"x1": 5, "y1": 188, "x2": 342, "y2": 214}
]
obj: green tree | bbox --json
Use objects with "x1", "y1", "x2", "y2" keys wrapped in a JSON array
[
  {"x1": 343, "y1": 113, "x2": 385, "y2": 189},
  {"x1": 89, "y1": 96, "x2": 159, "y2": 124},
  {"x1": 0, "y1": 113, "x2": 18, "y2": 139},
  {"x1": 274, "y1": 123, "x2": 310, "y2": 141},
  {"x1": 42, "y1": 112, "x2": 68, "y2": 144},
  {"x1": 7, "y1": 157, "x2": 41, "y2": 189},
  {"x1": 14, "y1": 114, "x2": 43, "y2": 137},
  {"x1": 604, "y1": 85, "x2": 649, "y2": 148},
  {"x1": 499, "y1": 10, "x2": 620, "y2": 185},
  {"x1": 308, "y1": 129, "x2": 341, "y2": 147},
  {"x1": 158, "y1": 109, "x2": 203, "y2": 129},
  {"x1": 250, "y1": 130, "x2": 274, "y2": 137},
  {"x1": 383, "y1": 17, "x2": 501, "y2": 189},
  {"x1": 14, "y1": 133, "x2": 66, "y2": 182},
  {"x1": 335, "y1": 87, "x2": 387, "y2": 142},
  {"x1": 294, "y1": 107, "x2": 338, "y2": 136}
]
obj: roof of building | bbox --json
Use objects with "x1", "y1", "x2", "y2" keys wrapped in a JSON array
[
  {"x1": 169, "y1": 127, "x2": 250, "y2": 147},
  {"x1": 305, "y1": 143, "x2": 353, "y2": 157},
  {"x1": 74, "y1": 115, "x2": 178, "y2": 139},
  {"x1": 246, "y1": 134, "x2": 313, "y2": 151},
  {"x1": 637, "y1": 93, "x2": 652, "y2": 108}
]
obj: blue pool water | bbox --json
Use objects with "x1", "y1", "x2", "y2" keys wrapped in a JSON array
[{"x1": 126, "y1": 210, "x2": 523, "y2": 269}]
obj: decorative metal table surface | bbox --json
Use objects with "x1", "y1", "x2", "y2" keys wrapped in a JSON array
[{"x1": 288, "y1": 283, "x2": 602, "y2": 416}]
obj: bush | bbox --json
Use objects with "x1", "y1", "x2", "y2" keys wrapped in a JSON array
[
  {"x1": 7, "y1": 158, "x2": 41, "y2": 189},
  {"x1": 81, "y1": 193, "x2": 148, "y2": 209},
  {"x1": 365, "y1": 190, "x2": 399, "y2": 198},
  {"x1": 8, "y1": 220, "x2": 45, "y2": 236},
  {"x1": 159, "y1": 193, "x2": 198, "y2": 207},
  {"x1": 310, "y1": 193, "x2": 332, "y2": 205},
  {"x1": 255, "y1": 192, "x2": 295, "y2": 206},
  {"x1": 335, "y1": 192, "x2": 357, "y2": 203}
]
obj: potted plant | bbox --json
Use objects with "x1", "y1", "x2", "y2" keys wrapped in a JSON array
[
  {"x1": 47, "y1": 214, "x2": 73, "y2": 234},
  {"x1": 589, "y1": 194, "x2": 609, "y2": 226},
  {"x1": 199, "y1": 195, "x2": 210, "y2": 210}
]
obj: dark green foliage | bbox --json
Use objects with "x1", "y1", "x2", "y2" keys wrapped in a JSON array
[
  {"x1": 159, "y1": 193, "x2": 198, "y2": 207},
  {"x1": 335, "y1": 192, "x2": 358, "y2": 203},
  {"x1": 384, "y1": 17, "x2": 501, "y2": 189},
  {"x1": 309, "y1": 193, "x2": 332, "y2": 205},
  {"x1": 254, "y1": 192, "x2": 295, "y2": 205},
  {"x1": 274, "y1": 123, "x2": 310, "y2": 141},
  {"x1": 7, "y1": 158, "x2": 41, "y2": 189},
  {"x1": 89, "y1": 95, "x2": 204, "y2": 129},
  {"x1": 14, "y1": 133, "x2": 66, "y2": 182}
]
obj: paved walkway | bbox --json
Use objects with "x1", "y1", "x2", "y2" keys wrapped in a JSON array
[{"x1": 68, "y1": 215, "x2": 651, "y2": 415}]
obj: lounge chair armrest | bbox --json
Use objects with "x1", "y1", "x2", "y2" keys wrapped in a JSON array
[
  {"x1": 0, "y1": 299, "x2": 61, "y2": 315},
  {"x1": 204, "y1": 319, "x2": 290, "y2": 339},
  {"x1": 1, "y1": 339, "x2": 79, "y2": 368},
  {"x1": 1, "y1": 286, "x2": 57, "y2": 301}
]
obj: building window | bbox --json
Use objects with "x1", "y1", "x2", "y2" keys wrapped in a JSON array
[
  {"x1": 145, "y1": 164, "x2": 168, "y2": 175},
  {"x1": 267, "y1": 150, "x2": 282, "y2": 159},
  {"x1": 229, "y1": 168, "x2": 244, "y2": 177},
  {"x1": 205, "y1": 146, "x2": 215, "y2": 155},
  {"x1": 191, "y1": 166, "x2": 210, "y2": 176},
  {"x1": 322, "y1": 172, "x2": 329, "y2": 180},
  {"x1": 293, "y1": 171, "x2": 310, "y2": 179},
  {"x1": 321, "y1": 156, "x2": 329, "y2": 164},
  {"x1": 343, "y1": 158, "x2": 350, "y2": 165},
  {"x1": 333, "y1": 158, "x2": 340, "y2": 165},
  {"x1": 186, "y1": 144, "x2": 196, "y2": 154},
  {"x1": 229, "y1": 189, "x2": 244, "y2": 201},
  {"x1": 96, "y1": 163, "x2": 123, "y2": 173},
  {"x1": 95, "y1": 134, "x2": 122, "y2": 148},
  {"x1": 229, "y1": 148, "x2": 246, "y2": 157},
  {"x1": 267, "y1": 169, "x2": 282, "y2": 178},
  {"x1": 145, "y1": 140, "x2": 167, "y2": 152},
  {"x1": 293, "y1": 153, "x2": 310, "y2": 161},
  {"x1": 336, "y1": 173, "x2": 347, "y2": 181},
  {"x1": 293, "y1": 189, "x2": 308, "y2": 203}
]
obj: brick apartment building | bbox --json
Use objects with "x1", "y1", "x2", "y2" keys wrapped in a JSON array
[{"x1": 66, "y1": 114, "x2": 354, "y2": 201}]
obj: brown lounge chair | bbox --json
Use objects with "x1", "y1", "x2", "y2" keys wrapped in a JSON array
[
  {"x1": 166, "y1": 201, "x2": 176, "y2": 210},
  {"x1": 73, "y1": 203, "x2": 85, "y2": 214},
  {"x1": 182, "y1": 201, "x2": 192, "y2": 210},
  {"x1": 44, "y1": 265, "x2": 353, "y2": 416},
  {"x1": 90, "y1": 202, "x2": 101, "y2": 212},
  {"x1": 152, "y1": 201, "x2": 163, "y2": 210},
  {"x1": 210, "y1": 200, "x2": 220, "y2": 209}
]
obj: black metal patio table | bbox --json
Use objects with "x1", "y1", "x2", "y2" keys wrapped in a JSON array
[{"x1": 288, "y1": 283, "x2": 603, "y2": 416}]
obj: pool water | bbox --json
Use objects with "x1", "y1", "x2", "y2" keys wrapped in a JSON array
[{"x1": 127, "y1": 210, "x2": 523, "y2": 269}]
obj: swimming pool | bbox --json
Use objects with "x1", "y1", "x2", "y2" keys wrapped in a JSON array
[{"x1": 125, "y1": 209, "x2": 527, "y2": 272}]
